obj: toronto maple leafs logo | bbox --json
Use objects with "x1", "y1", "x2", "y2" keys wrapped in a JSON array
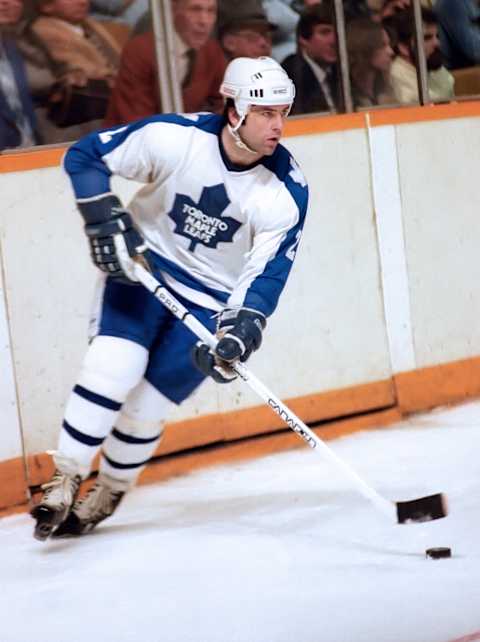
[{"x1": 168, "y1": 184, "x2": 242, "y2": 251}]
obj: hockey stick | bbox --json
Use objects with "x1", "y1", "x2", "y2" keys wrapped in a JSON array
[{"x1": 117, "y1": 245, "x2": 447, "y2": 524}]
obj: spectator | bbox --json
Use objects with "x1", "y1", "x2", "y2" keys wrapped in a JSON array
[
  {"x1": 0, "y1": 0, "x2": 43, "y2": 149},
  {"x1": 263, "y1": 0, "x2": 299, "y2": 61},
  {"x1": 89, "y1": 0, "x2": 147, "y2": 28},
  {"x1": 346, "y1": 17, "x2": 394, "y2": 107},
  {"x1": 371, "y1": 0, "x2": 433, "y2": 22},
  {"x1": 217, "y1": 2, "x2": 275, "y2": 60},
  {"x1": 282, "y1": 3, "x2": 343, "y2": 114},
  {"x1": 104, "y1": 0, "x2": 226, "y2": 126},
  {"x1": 342, "y1": 0, "x2": 374, "y2": 21},
  {"x1": 30, "y1": 0, "x2": 121, "y2": 84},
  {"x1": 138, "y1": 0, "x2": 297, "y2": 61},
  {"x1": 292, "y1": 0, "x2": 373, "y2": 20},
  {"x1": 380, "y1": 0, "x2": 410, "y2": 20},
  {"x1": 291, "y1": 0, "x2": 321, "y2": 11},
  {"x1": 387, "y1": 8, "x2": 454, "y2": 104},
  {"x1": 29, "y1": 0, "x2": 121, "y2": 137},
  {"x1": 0, "y1": 29, "x2": 40, "y2": 149},
  {"x1": 434, "y1": 0, "x2": 480, "y2": 69},
  {"x1": 12, "y1": 7, "x2": 57, "y2": 106}
]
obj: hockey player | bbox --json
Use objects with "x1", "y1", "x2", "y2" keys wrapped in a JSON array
[{"x1": 31, "y1": 56, "x2": 309, "y2": 540}]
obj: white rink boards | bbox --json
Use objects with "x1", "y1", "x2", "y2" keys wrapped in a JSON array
[{"x1": 2, "y1": 108, "x2": 480, "y2": 492}]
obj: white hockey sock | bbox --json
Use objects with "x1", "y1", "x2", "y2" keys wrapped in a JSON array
[
  {"x1": 99, "y1": 379, "x2": 173, "y2": 487},
  {"x1": 58, "y1": 336, "x2": 149, "y2": 474}
]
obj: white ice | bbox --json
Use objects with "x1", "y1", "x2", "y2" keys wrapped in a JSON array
[{"x1": 1, "y1": 401, "x2": 480, "y2": 642}]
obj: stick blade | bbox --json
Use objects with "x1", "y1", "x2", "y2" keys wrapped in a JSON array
[{"x1": 396, "y1": 493, "x2": 448, "y2": 524}]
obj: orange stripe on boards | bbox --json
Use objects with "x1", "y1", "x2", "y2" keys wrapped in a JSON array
[
  {"x1": 138, "y1": 406, "x2": 402, "y2": 487},
  {"x1": 18, "y1": 353, "x2": 480, "y2": 511},
  {"x1": 0, "y1": 458, "x2": 28, "y2": 511},
  {"x1": 284, "y1": 100, "x2": 480, "y2": 137},
  {"x1": 1, "y1": 100, "x2": 480, "y2": 174},
  {"x1": 10, "y1": 343, "x2": 480, "y2": 518},
  {"x1": 394, "y1": 355, "x2": 480, "y2": 413},
  {"x1": 0, "y1": 504, "x2": 29, "y2": 519},
  {"x1": 157, "y1": 378, "x2": 395, "y2": 456},
  {"x1": 2, "y1": 406, "x2": 402, "y2": 518},
  {"x1": 23, "y1": 378, "x2": 396, "y2": 491},
  {"x1": 284, "y1": 112, "x2": 364, "y2": 137},
  {"x1": 367, "y1": 100, "x2": 480, "y2": 127},
  {"x1": 26, "y1": 452, "x2": 55, "y2": 489},
  {"x1": 0, "y1": 146, "x2": 65, "y2": 173}
]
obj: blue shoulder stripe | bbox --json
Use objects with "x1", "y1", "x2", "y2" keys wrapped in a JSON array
[
  {"x1": 243, "y1": 147, "x2": 309, "y2": 316},
  {"x1": 242, "y1": 204, "x2": 307, "y2": 317}
]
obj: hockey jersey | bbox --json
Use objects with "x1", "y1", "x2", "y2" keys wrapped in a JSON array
[{"x1": 64, "y1": 112, "x2": 309, "y2": 317}]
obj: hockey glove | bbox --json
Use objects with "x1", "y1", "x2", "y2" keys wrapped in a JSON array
[
  {"x1": 192, "y1": 342, "x2": 238, "y2": 384},
  {"x1": 191, "y1": 309, "x2": 266, "y2": 383},
  {"x1": 215, "y1": 308, "x2": 266, "y2": 363},
  {"x1": 78, "y1": 194, "x2": 150, "y2": 284}
]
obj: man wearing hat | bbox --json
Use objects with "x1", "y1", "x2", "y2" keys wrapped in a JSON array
[{"x1": 217, "y1": 0, "x2": 276, "y2": 59}]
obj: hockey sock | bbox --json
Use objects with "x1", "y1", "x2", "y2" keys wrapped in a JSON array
[
  {"x1": 58, "y1": 336, "x2": 149, "y2": 474},
  {"x1": 99, "y1": 379, "x2": 173, "y2": 486}
]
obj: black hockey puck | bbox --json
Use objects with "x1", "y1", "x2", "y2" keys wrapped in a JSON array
[{"x1": 425, "y1": 547, "x2": 452, "y2": 559}]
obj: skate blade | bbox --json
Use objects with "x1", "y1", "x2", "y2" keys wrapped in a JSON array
[
  {"x1": 31, "y1": 506, "x2": 62, "y2": 541},
  {"x1": 51, "y1": 512, "x2": 86, "y2": 538}
]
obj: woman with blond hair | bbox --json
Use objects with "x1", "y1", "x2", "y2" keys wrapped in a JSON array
[{"x1": 346, "y1": 17, "x2": 395, "y2": 107}]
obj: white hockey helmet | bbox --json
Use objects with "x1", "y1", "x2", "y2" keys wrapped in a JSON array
[{"x1": 220, "y1": 56, "x2": 296, "y2": 123}]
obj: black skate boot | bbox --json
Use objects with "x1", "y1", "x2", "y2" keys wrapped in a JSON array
[
  {"x1": 31, "y1": 466, "x2": 82, "y2": 541},
  {"x1": 52, "y1": 473, "x2": 126, "y2": 537}
]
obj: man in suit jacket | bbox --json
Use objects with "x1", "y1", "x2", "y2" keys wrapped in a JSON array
[
  {"x1": 281, "y1": 3, "x2": 343, "y2": 115},
  {"x1": 104, "y1": 0, "x2": 227, "y2": 125},
  {"x1": 0, "y1": 33, "x2": 40, "y2": 150}
]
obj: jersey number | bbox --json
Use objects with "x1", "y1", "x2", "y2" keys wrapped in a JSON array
[
  {"x1": 286, "y1": 230, "x2": 301, "y2": 262},
  {"x1": 98, "y1": 126, "x2": 128, "y2": 144}
]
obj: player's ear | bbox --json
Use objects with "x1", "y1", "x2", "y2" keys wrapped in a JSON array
[{"x1": 227, "y1": 105, "x2": 241, "y2": 129}]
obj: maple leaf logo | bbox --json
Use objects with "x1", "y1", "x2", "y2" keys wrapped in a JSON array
[{"x1": 168, "y1": 183, "x2": 242, "y2": 251}]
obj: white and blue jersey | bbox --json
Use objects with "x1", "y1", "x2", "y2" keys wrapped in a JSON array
[{"x1": 64, "y1": 112, "x2": 309, "y2": 318}]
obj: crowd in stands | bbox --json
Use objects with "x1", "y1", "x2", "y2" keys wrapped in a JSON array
[{"x1": 1, "y1": 0, "x2": 479, "y2": 151}]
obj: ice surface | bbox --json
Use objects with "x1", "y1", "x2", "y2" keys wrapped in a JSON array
[{"x1": 1, "y1": 401, "x2": 480, "y2": 642}]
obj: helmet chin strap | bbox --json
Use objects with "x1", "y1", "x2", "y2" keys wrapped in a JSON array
[{"x1": 227, "y1": 113, "x2": 257, "y2": 155}]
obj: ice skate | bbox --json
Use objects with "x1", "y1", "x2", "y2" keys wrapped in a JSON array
[
  {"x1": 52, "y1": 473, "x2": 126, "y2": 537},
  {"x1": 31, "y1": 466, "x2": 82, "y2": 541}
]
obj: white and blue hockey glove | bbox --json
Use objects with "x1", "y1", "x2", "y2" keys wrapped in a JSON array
[{"x1": 78, "y1": 194, "x2": 151, "y2": 284}]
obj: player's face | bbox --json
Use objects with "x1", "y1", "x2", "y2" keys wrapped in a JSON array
[
  {"x1": 173, "y1": 0, "x2": 217, "y2": 50},
  {"x1": 40, "y1": 0, "x2": 89, "y2": 22},
  {"x1": 0, "y1": 0, "x2": 22, "y2": 25},
  {"x1": 242, "y1": 105, "x2": 290, "y2": 156}
]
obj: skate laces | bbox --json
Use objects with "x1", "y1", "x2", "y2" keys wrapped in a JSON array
[
  {"x1": 41, "y1": 470, "x2": 65, "y2": 495},
  {"x1": 75, "y1": 482, "x2": 123, "y2": 520},
  {"x1": 40, "y1": 469, "x2": 80, "y2": 508}
]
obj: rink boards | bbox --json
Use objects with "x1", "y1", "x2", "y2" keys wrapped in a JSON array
[{"x1": 2, "y1": 102, "x2": 480, "y2": 510}]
